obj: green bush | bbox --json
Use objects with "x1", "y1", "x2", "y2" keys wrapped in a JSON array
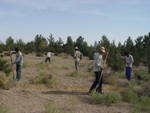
[
  {"x1": 0, "y1": 104, "x2": 8, "y2": 113},
  {"x1": 0, "y1": 59, "x2": 11, "y2": 76},
  {"x1": 90, "y1": 92, "x2": 122, "y2": 105},
  {"x1": 90, "y1": 92, "x2": 105, "y2": 104},
  {"x1": 45, "y1": 102, "x2": 60, "y2": 113},
  {"x1": 121, "y1": 88, "x2": 138, "y2": 103},
  {"x1": 36, "y1": 52, "x2": 43, "y2": 57},
  {"x1": 70, "y1": 72, "x2": 80, "y2": 77},
  {"x1": 103, "y1": 75, "x2": 117, "y2": 85},
  {"x1": 32, "y1": 71, "x2": 56, "y2": 88},
  {"x1": 138, "y1": 81, "x2": 150, "y2": 97},
  {"x1": 105, "y1": 92, "x2": 122, "y2": 105},
  {"x1": 131, "y1": 96, "x2": 150, "y2": 113},
  {"x1": 135, "y1": 70, "x2": 150, "y2": 81},
  {"x1": 116, "y1": 71, "x2": 125, "y2": 78}
]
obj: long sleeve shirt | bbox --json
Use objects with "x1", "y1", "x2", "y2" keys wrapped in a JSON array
[
  {"x1": 11, "y1": 51, "x2": 23, "y2": 65},
  {"x1": 93, "y1": 52, "x2": 104, "y2": 72}
]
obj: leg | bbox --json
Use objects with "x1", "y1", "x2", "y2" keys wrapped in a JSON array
[
  {"x1": 45, "y1": 57, "x2": 48, "y2": 63},
  {"x1": 75, "y1": 61, "x2": 78, "y2": 71},
  {"x1": 76, "y1": 61, "x2": 79, "y2": 72},
  {"x1": 126, "y1": 67, "x2": 131, "y2": 81},
  {"x1": 16, "y1": 64, "x2": 21, "y2": 80},
  {"x1": 89, "y1": 72, "x2": 100, "y2": 93},
  {"x1": 96, "y1": 71, "x2": 103, "y2": 93}
]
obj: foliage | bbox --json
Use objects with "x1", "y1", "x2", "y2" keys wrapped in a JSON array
[
  {"x1": 90, "y1": 92, "x2": 122, "y2": 105},
  {"x1": 32, "y1": 71, "x2": 56, "y2": 88},
  {"x1": 0, "y1": 59, "x2": 11, "y2": 76},
  {"x1": 121, "y1": 88, "x2": 138, "y2": 103},
  {"x1": 1, "y1": 32, "x2": 150, "y2": 72},
  {"x1": 138, "y1": 81, "x2": 150, "y2": 97},
  {"x1": 0, "y1": 104, "x2": 8, "y2": 113},
  {"x1": 131, "y1": 96, "x2": 150, "y2": 113},
  {"x1": 135, "y1": 70, "x2": 150, "y2": 81}
]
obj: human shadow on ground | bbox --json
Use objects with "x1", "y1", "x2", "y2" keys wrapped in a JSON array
[{"x1": 42, "y1": 90, "x2": 88, "y2": 96}]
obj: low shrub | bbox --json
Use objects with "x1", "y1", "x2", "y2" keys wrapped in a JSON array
[
  {"x1": 131, "y1": 96, "x2": 150, "y2": 113},
  {"x1": 32, "y1": 71, "x2": 56, "y2": 88},
  {"x1": 45, "y1": 102, "x2": 60, "y2": 113},
  {"x1": 36, "y1": 52, "x2": 43, "y2": 57},
  {"x1": 121, "y1": 88, "x2": 138, "y2": 103},
  {"x1": 103, "y1": 75, "x2": 117, "y2": 85},
  {"x1": 90, "y1": 92, "x2": 122, "y2": 105},
  {"x1": 137, "y1": 81, "x2": 150, "y2": 97},
  {"x1": 104, "y1": 92, "x2": 122, "y2": 105},
  {"x1": 0, "y1": 59, "x2": 11, "y2": 76},
  {"x1": 0, "y1": 72, "x2": 14, "y2": 89},
  {"x1": 116, "y1": 71, "x2": 125, "y2": 79},
  {"x1": 90, "y1": 92, "x2": 105, "y2": 104},
  {"x1": 135, "y1": 70, "x2": 150, "y2": 81},
  {"x1": 0, "y1": 104, "x2": 8, "y2": 113},
  {"x1": 70, "y1": 72, "x2": 81, "y2": 77}
]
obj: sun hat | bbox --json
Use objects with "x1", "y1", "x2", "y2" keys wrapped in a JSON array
[
  {"x1": 99, "y1": 47, "x2": 106, "y2": 53},
  {"x1": 75, "y1": 46, "x2": 79, "y2": 50}
]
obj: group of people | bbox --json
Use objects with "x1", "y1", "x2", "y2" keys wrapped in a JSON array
[{"x1": 10, "y1": 46, "x2": 134, "y2": 94}]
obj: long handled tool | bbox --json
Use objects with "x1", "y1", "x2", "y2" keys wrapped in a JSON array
[
  {"x1": 99, "y1": 51, "x2": 109, "y2": 92},
  {"x1": 10, "y1": 53, "x2": 15, "y2": 80}
]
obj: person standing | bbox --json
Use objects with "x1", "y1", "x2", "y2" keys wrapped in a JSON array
[
  {"x1": 11, "y1": 48, "x2": 23, "y2": 81},
  {"x1": 74, "y1": 47, "x2": 82, "y2": 72},
  {"x1": 89, "y1": 47, "x2": 108, "y2": 94},
  {"x1": 124, "y1": 51, "x2": 134, "y2": 81}
]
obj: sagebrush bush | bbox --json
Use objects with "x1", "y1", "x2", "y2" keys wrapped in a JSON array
[
  {"x1": 121, "y1": 88, "x2": 138, "y2": 103},
  {"x1": 116, "y1": 71, "x2": 125, "y2": 78},
  {"x1": 137, "y1": 81, "x2": 150, "y2": 97},
  {"x1": 70, "y1": 72, "x2": 81, "y2": 77},
  {"x1": 131, "y1": 96, "x2": 150, "y2": 113},
  {"x1": 90, "y1": 92, "x2": 105, "y2": 104},
  {"x1": 32, "y1": 71, "x2": 56, "y2": 88},
  {"x1": 103, "y1": 75, "x2": 117, "y2": 85},
  {"x1": 90, "y1": 92, "x2": 122, "y2": 105},
  {"x1": 0, "y1": 104, "x2": 8, "y2": 113},
  {"x1": 0, "y1": 72, "x2": 14, "y2": 89},
  {"x1": 0, "y1": 59, "x2": 11, "y2": 76},
  {"x1": 135, "y1": 70, "x2": 150, "y2": 81},
  {"x1": 104, "y1": 92, "x2": 122, "y2": 105}
]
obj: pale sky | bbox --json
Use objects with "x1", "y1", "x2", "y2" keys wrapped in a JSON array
[{"x1": 0, "y1": 0, "x2": 150, "y2": 45}]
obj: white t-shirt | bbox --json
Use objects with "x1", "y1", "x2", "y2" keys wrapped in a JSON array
[
  {"x1": 125, "y1": 54, "x2": 134, "y2": 67},
  {"x1": 93, "y1": 52, "x2": 104, "y2": 72},
  {"x1": 47, "y1": 52, "x2": 53, "y2": 58}
]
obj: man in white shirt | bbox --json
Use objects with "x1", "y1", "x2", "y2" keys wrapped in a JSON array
[
  {"x1": 45, "y1": 52, "x2": 53, "y2": 63},
  {"x1": 74, "y1": 47, "x2": 82, "y2": 72},
  {"x1": 89, "y1": 47, "x2": 108, "y2": 94},
  {"x1": 124, "y1": 51, "x2": 134, "y2": 81},
  {"x1": 11, "y1": 48, "x2": 23, "y2": 81}
]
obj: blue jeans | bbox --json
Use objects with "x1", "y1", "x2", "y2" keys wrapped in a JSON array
[{"x1": 125, "y1": 67, "x2": 132, "y2": 81}]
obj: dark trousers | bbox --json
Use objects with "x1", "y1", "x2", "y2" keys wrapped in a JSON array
[
  {"x1": 125, "y1": 67, "x2": 132, "y2": 81},
  {"x1": 89, "y1": 71, "x2": 103, "y2": 93},
  {"x1": 45, "y1": 57, "x2": 51, "y2": 63},
  {"x1": 16, "y1": 64, "x2": 22, "y2": 80}
]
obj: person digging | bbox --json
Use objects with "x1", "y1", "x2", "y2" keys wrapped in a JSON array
[
  {"x1": 88, "y1": 47, "x2": 108, "y2": 94},
  {"x1": 10, "y1": 48, "x2": 23, "y2": 81}
]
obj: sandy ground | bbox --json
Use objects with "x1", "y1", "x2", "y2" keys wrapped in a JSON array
[{"x1": 0, "y1": 54, "x2": 130, "y2": 113}]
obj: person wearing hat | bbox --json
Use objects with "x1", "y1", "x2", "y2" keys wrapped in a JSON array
[
  {"x1": 11, "y1": 48, "x2": 23, "y2": 81},
  {"x1": 89, "y1": 47, "x2": 108, "y2": 94},
  {"x1": 74, "y1": 47, "x2": 82, "y2": 72}
]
